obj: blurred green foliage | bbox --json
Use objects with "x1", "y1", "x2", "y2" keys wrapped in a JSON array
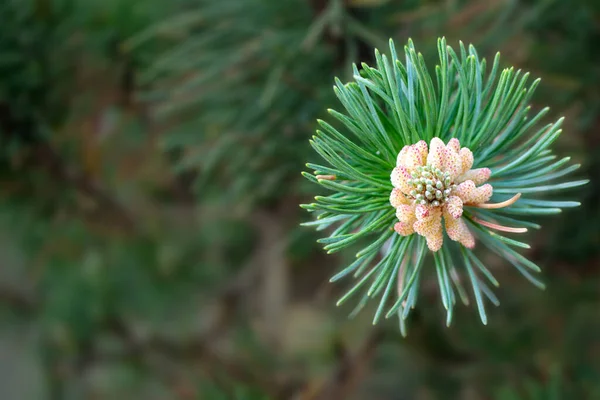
[{"x1": 0, "y1": 0, "x2": 598, "y2": 399}]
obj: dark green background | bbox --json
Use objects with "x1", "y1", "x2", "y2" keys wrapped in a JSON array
[{"x1": 0, "y1": 0, "x2": 598, "y2": 399}]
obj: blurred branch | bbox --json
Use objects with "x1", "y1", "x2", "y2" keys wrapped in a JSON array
[
  {"x1": 32, "y1": 142, "x2": 136, "y2": 233},
  {"x1": 0, "y1": 101, "x2": 136, "y2": 232},
  {"x1": 306, "y1": 328, "x2": 384, "y2": 400},
  {"x1": 100, "y1": 315, "x2": 301, "y2": 399},
  {"x1": 253, "y1": 211, "x2": 289, "y2": 350},
  {"x1": 0, "y1": 281, "x2": 37, "y2": 313},
  {"x1": 66, "y1": 208, "x2": 299, "y2": 397}
]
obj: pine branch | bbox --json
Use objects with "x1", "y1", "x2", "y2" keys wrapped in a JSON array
[{"x1": 302, "y1": 37, "x2": 587, "y2": 333}]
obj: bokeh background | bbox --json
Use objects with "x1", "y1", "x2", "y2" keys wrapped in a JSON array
[{"x1": 0, "y1": 0, "x2": 599, "y2": 399}]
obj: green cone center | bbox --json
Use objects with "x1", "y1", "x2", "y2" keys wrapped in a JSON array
[{"x1": 407, "y1": 165, "x2": 455, "y2": 206}]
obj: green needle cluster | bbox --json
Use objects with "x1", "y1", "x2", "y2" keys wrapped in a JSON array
[{"x1": 302, "y1": 38, "x2": 588, "y2": 335}]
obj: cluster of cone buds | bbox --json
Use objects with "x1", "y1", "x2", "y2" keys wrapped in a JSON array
[{"x1": 390, "y1": 138, "x2": 493, "y2": 251}]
